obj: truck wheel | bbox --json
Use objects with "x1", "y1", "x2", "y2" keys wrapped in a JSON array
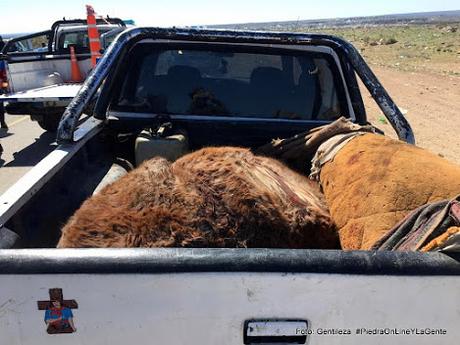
[{"x1": 37, "y1": 113, "x2": 62, "y2": 132}]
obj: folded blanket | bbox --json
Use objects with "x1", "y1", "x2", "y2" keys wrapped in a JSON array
[{"x1": 371, "y1": 195, "x2": 460, "y2": 251}]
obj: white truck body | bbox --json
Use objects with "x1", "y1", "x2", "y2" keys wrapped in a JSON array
[
  {"x1": 0, "y1": 83, "x2": 82, "y2": 102},
  {"x1": 0, "y1": 267, "x2": 457, "y2": 345},
  {"x1": 4, "y1": 57, "x2": 91, "y2": 93}
]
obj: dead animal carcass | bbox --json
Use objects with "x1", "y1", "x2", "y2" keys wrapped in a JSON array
[{"x1": 58, "y1": 147, "x2": 339, "y2": 249}]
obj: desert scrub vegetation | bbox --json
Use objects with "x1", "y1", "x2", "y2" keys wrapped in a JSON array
[{"x1": 292, "y1": 24, "x2": 460, "y2": 76}]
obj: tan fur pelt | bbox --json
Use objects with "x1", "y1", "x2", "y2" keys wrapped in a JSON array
[
  {"x1": 320, "y1": 134, "x2": 460, "y2": 250},
  {"x1": 58, "y1": 147, "x2": 339, "y2": 249}
]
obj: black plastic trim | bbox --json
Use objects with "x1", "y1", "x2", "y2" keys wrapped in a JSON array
[
  {"x1": 0, "y1": 248, "x2": 458, "y2": 275},
  {"x1": 4, "y1": 54, "x2": 92, "y2": 64}
]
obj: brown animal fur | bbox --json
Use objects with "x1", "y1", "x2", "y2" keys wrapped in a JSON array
[{"x1": 58, "y1": 147, "x2": 339, "y2": 249}]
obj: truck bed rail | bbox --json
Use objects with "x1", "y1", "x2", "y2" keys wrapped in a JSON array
[{"x1": 0, "y1": 248, "x2": 457, "y2": 275}]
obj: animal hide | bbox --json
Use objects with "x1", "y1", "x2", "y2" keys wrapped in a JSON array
[
  {"x1": 58, "y1": 147, "x2": 339, "y2": 249},
  {"x1": 319, "y1": 133, "x2": 460, "y2": 250}
]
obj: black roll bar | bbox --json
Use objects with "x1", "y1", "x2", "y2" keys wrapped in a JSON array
[{"x1": 57, "y1": 27, "x2": 415, "y2": 144}]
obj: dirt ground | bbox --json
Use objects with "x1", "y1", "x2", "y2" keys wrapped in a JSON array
[
  {"x1": 278, "y1": 23, "x2": 460, "y2": 164},
  {"x1": 362, "y1": 65, "x2": 460, "y2": 165}
]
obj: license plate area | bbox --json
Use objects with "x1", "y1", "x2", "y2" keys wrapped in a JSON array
[{"x1": 244, "y1": 319, "x2": 309, "y2": 344}]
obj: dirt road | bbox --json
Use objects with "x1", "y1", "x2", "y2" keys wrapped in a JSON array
[{"x1": 363, "y1": 65, "x2": 460, "y2": 165}]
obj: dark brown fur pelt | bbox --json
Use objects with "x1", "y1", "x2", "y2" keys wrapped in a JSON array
[{"x1": 57, "y1": 147, "x2": 339, "y2": 249}]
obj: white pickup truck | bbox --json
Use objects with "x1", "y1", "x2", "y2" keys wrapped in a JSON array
[
  {"x1": 0, "y1": 27, "x2": 458, "y2": 344},
  {"x1": 0, "y1": 17, "x2": 126, "y2": 131}
]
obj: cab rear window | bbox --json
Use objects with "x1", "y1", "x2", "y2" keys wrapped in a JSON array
[
  {"x1": 57, "y1": 28, "x2": 111, "y2": 53},
  {"x1": 113, "y1": 43, "x2": 347, "y2": 120}
]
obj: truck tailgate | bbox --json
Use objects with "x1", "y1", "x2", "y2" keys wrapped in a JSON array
[
  {"x1": 0, "y1": 83, "x2": 81, "y2": 102},
  {"x1": 0, "y1": 249, "x2": 458, "y2": 345}
]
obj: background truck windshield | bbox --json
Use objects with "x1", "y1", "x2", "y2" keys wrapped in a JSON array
[{"x1": 114, "y1": 44, "x2": 345, "y2": 120}]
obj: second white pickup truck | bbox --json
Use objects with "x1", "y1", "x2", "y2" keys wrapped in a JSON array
[{"x1": 0, "y1": 17, "x2": 126, "y2": 131}]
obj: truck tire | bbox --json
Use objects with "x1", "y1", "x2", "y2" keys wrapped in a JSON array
[{"x1": 37, "y1": 113, "x2": 62, "y2": 132}]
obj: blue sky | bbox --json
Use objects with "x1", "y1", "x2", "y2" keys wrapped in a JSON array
[{"x1": 0, "y1": 0, "x2": 459, "y2": 34}]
